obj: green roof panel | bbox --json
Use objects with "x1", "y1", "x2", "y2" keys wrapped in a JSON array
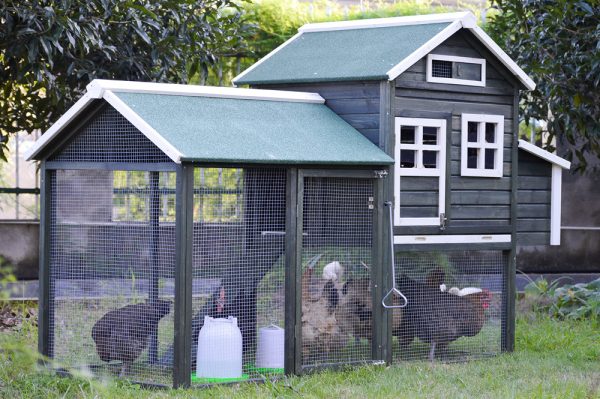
[
  {"x1": 114, "y1": 92, "x2": 393, "y2": 165},
  {"x1": 235, "y1": 23, "x2": 451, "y2": 85}
]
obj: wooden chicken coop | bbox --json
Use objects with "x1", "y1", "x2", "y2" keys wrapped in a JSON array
[{"x1": 26, "y1": 12, "x2": 570, "y2": 388}]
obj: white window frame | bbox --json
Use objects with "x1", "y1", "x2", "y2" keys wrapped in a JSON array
[
  {"x1": 426, "y1": 54, "x2": 486, "y2": 87},
  {"x1": 394, "y1": 117, "x2": 446, "y2": 226},
  {"x1": 461, "y1": 113, "x2": 504, "y2": 178}
]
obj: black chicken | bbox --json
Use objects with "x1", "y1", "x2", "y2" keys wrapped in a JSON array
[
  {"x1": 91, "y1": 300, "x2": 172, "y2": 376},
  {"x1": 395, "y1": 273, "x2": 488, "y2": 361}
]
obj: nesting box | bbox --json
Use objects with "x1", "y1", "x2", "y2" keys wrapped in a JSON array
[{"x1": 26, "y1": 11, "x2": 570, "y2": 388}]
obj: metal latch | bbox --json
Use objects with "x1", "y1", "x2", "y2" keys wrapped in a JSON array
[
  {"x1": 374, "y1": 170, "x2": 388, "y2": 179},
  {"x1": 368, "y1": 196, "x2": 374, "y2": 209},
  {"x1": 439, "y1": 213, "x2": 447, "y2": 231}
]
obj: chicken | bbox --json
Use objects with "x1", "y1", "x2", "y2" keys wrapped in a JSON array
[
  {"x1": 301, "y1": 255, "x2": 347, "y2": 360},
  {"x1": 91, "y1": 300, "x2": 171, "y2": 376},
  {"x1": 394, "y1": 272, "x2": 490, "y2": 361},
  {"x1": 322, "y1": 261, "x2": 344, "y2": 284},
  {"x1": 337, "y1": 278, "x2": 403, "y2": 343}
]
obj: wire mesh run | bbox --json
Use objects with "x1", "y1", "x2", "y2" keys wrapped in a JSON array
[
  {"x1": 301, "y1": 177, "x2": 374, "y2": 369},
  {"x1": 185, "y1": 168, "x2": 287, "y2": 385},
  {"x1": 50, "y1": 105, "x2": 171, "y2": 163},
  {"x1": 391, "y1": 250, "x2": 506, "y2": 362},
  {"x1": 49, "y1": 169, "x2": 176, "y2": 385}
]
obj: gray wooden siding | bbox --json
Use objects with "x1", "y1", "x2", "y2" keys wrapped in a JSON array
[
  {"x1": 254, "y1": 82, "x2": 381, "y2": 145},
  {"x1": 393, "y1": 30, "x2": 518, "y2": 233},
  {"x1": 517, "y1": 150, "x2": 551, "y2": 246}
]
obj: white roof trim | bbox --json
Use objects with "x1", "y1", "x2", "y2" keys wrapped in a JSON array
[
  {"x1": 24, "y1": 94, "x2": 96, "y2": 161},
  {"x1": 468, "y1": 25, "x2": 535, "y2": 90},
  {"x1": 102, "y1": 90, "x2": 184, "y2": 163},
  {"x1": 232, "y1": 32, "x2": 303, "y2": 86},
  {"x1": 386, "y1": 20, "x2": 463, "y2": 81},
  {"x1": 88, "y1": 79, "x2": 324, "y2": 103},
  {"x1": 298, "y1": 12, "x2": 472, "y2": 32},
  {"x1": 518, "y1": 139, "x2": 571, "y2": 169}
]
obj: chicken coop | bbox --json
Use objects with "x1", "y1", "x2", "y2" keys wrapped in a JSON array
[{"x1": 27, "y1": 12, "x2": 571, "y2": 389}]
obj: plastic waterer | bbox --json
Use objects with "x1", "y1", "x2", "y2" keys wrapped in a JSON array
[
  {"x1": 196, "y1": 316, "x2": 242, "y2": 379},
  {"x1": 255, "y1": 324, "x2": 284, "y2": 369}
]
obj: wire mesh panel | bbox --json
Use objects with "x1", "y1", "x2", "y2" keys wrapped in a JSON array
[
  {"x1": 184, "y1": 167, "x2": 287, "y2": 385},
  {"x1": 391, "y1": 250, "x2": 506, "y2": 362},
  {"x1": 49, "y1": 169, "x2": 176, "y2": 385},
  {"x1": 301, "y1": 176, "x2": 374, "y2": 369},
  {"x1": 50, "y1": 105, "x2": 171, "y2": 163}
]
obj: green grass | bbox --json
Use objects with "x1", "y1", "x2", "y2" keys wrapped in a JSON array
[{"x1": 1, "y1": 307, "x2": 598, "y2": 399}]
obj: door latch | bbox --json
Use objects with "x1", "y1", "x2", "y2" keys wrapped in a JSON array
[{"x1": 439, "y1": 213, "x2": 447, "y2": 231}]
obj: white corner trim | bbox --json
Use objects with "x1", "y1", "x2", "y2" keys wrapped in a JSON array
[
  {"x1": 102, "y1": 90, "x2": 183, "y2": 164},
  {"x1": 386, "y1": 20, "x2": 463, "y2": 80},
  {"x1": 550, "y1": 165, "x2": 562, "y2": 245},
  {"x1": 426, "y1": 54, "x2": 486, "y2": 87},
  {"x1": 394, "y1": 234, "x2": 511, "y2": 245},
  {"x1": 299, "y1": 12, "x2": 471, "y2": 32},
  {"x1": 87, "y1": 78, "x2": 324, "y2": 104},
  {"x1": 467, "y1": 25, "x2": 536, "y2": 91},
  {"x1": 24, "y1": 94, "x2": 95, "y2": 161},
  {"x1": 232, "y1": 32, "x2": 303, "y2": 85},
  {"x1": 518, "y1": 139, "x2": 571, "y2": 169}
]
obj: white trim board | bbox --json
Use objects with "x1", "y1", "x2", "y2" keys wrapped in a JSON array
[
  {"x1": 394, "y1": 234, "x2": 511, "y2": 245},
  {"x1": 88, "y1": 79, "x2": 324, "y2": 103},
  {"x1": 550, "y1": 164, "x2": 562, "y2": 245},
  {"x1": 299, "y1": 12, "x2": 474, "y2": 32},
  {"x1": 102, "y1": 90, "x2": 184, "y2": 163},
  {"x1": 24, "y1": 94, "x2": 95, "y2": 161},
  {"x1": 518, "y1": 139, "x2": 571, "y2": 169},
  {"x1": 232, "y1": 32, "x2": 303, "y2": 86}
]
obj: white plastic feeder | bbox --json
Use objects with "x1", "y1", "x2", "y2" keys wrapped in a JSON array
[{"x1": 196, "y1": 316, "x2": 242, "y2": 379}]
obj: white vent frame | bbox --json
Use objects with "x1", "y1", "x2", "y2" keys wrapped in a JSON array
[
  {"x1": 426, "y1": 54, "x2": 486, "y2": 87},
  {"x1": 461, "y1": 113, "x2": 505, "y2": 178}
]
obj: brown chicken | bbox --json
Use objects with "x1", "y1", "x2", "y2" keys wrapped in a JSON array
[
  {"x1": 394, "y1": 271, "x2": 491, "y2": 361},
  {"x1": 338, "y1": 278, "x2": 403, "y2": 342},
  {"x1": 91, "y1": 300, "x2": 171, "y2": 376}
]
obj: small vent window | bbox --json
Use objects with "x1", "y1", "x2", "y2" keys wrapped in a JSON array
[
  {"x1": 427, "y1": 54, "x2": 486, "y2": 87},
  {"x1": 431, "y1": 60, "x2": 453, "y2": 79}
]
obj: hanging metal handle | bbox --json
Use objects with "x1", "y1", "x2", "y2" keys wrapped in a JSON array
[{"x1": 381, "y1": 201, "x2": 408, "y2": 309}]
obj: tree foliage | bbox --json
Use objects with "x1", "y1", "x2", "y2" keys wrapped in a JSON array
[
  {"x1": 0, "y1": 0, "x2": 250, "y2": 161},
  {"x1": 487, "y1": 0, "x2": 600, "y2": 172}
]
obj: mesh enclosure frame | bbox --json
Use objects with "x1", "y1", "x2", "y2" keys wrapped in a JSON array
[
  {"x1": 388, "y1": 247, "x2": 510, "y2": 363},
  {"x1": 293, "y1": 169, "x2": 385, "y2": 374}
]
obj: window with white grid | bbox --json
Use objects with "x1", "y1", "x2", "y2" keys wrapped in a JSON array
[
  {"x1": 461, "y1": 114, "x2": 504, "y2": 178},
  {"x1": 394, "y1": 117, "x2": 446, "y2": 226}
]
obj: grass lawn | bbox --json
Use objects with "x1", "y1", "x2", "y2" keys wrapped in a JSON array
[{"x1": 0, "y1": 305, "x2": 598, "y2": 399}]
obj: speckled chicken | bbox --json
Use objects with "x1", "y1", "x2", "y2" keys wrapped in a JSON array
[{"x1": 91, "y1": 300, "x2": 171, "y2": 376}]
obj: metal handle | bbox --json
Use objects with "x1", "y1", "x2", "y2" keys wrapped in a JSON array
[{"x1": 381, "y1": 201, "x2": 408, "y2": 309}]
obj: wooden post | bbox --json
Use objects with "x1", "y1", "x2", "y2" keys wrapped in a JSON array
[
  {"x1": 284, "y1": 168, "x2": 299, "y2": 375},
  {"x1": 38, "y1": 162, "x2": 53, "y2": 362},
  {"x1": 148, "y1": 171, "x2": 160, "y2": 363},
  {"x1": 173, "y1": 164, "x2": 194, "y2": 388}
]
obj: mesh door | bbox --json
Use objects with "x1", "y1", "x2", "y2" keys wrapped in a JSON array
[
  {"x1": 301, "y1": 176, "x2": 375, "y2": 369},
  {"x1": 391, "y1": 250, "x2": 506, "y2": 362},
  {"x1": 188, "y1": 168, "x2": 287, "y2": 385},
  {"x1": 49, "y1": 169, "x2": 176, "y2": 385}
]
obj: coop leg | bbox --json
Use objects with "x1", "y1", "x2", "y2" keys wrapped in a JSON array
[{"x1": 429, "y1": 342, "x2": 436, "y2": 362}]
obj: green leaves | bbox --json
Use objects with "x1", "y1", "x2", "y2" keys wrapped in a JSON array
[
  {"x1": 487, "y1": 0, "x2": 600, "y2": 173},
  {"x1": 0, "y1": 0, "x2": 249, "y2": 160}
]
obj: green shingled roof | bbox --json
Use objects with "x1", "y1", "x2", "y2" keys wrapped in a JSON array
[
  {"x1": 114, "y1": 92, "x2": 393, "y2": 165},
  {"x1": 234, "y1": 23, "x2": 451, "y2": 85}
]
